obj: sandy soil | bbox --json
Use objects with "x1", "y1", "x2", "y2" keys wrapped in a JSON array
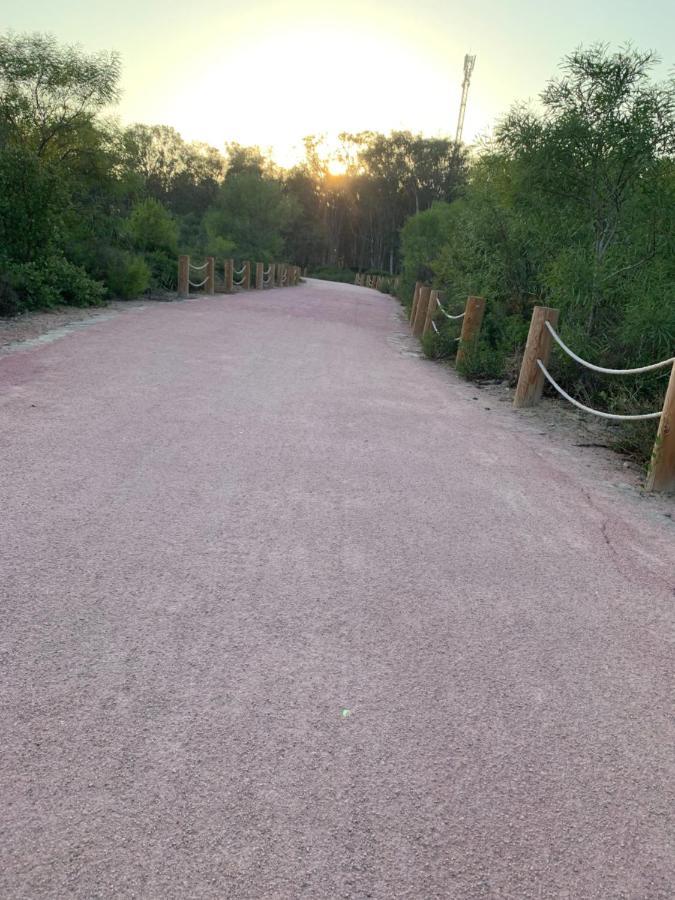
[{"x1": 0, "y1": 300, "x2": 161, "y2": 352}]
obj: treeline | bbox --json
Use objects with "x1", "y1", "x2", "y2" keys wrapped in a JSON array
[
  {"x1": 0, "y1": 31, "x2": 464, "y2": 315},
  {"x1": 398, "y1": 45, "x2": 675, "y2": 457}
]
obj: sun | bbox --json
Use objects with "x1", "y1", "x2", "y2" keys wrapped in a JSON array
[{"x1": 326, "y1": 158, "x2": 348, "y2": 176}]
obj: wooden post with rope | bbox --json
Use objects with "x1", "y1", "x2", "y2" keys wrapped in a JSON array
[
  {"x1": 224, "y1": 259, "x2": 233, "y2": 293},
  {"x1": 513, "y1": 305, "x2": 560, "y2": 408},
  {"x1": 410, "y1": 281, "x2": 422, "y2": 323},
  {"x1": 178, "y1": 255, "x2": 189, "y2": 298},
  {"x1": 456, "y1": 296, "x2": 486, "y2": 368},
  {"x1": 242, "y1": 261, "x2": 251, "y2": 290},
  {"x1": 255, "y1": 262, "x2": 264, "y2": 290},
  {"x1": 422, "y1": 290, "x2": 441, "y2": 337},
  {"x1": 206, "y1": 257, "x2": 215, "y2": 294},
  {"x1": 646, "y1": 362, "x2": 675, "y2": 493},
  {"x1": 412, "y1": 287, "x2": 432, "y2": 338}
]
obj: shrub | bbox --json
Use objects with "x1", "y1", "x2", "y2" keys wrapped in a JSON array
[
  {"x1": 126, "y1": 199, "x2": 178, "y2": 254},
  {"x1": 143, "y1": 250, "x2": 177, "y2": 292},
  {"x1": 309, "y1": 266, "x2": 356, "y2": 284},
  {"x1": 5, "y1": 256, "x2": 105, "y2": 311},
  {"x1": 104, "y1": 250, "x2": 150, "y2": 299},
  {"x1": 0, "y1": 274, "x2": 20, "y2": 316}
]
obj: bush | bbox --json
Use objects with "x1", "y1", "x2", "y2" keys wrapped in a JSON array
[
  {"x1": 143, "y1": 250, "x2": 177, "y2": 292},
  {"x1": 309, "y1": 266, "x2": 356, "y2": 284},
  {"x1": 0, "y1": 274, "x2": 20, "y2": 316},
  {"x1": 5, "y1": 256, "x2": 105, "y2": 312},
  {"x1": 126, "y1": 199, "x2": 178, "y2": 254},
  {"x1": 104, "y1": 250, "x2": 150, "y2": 299}
]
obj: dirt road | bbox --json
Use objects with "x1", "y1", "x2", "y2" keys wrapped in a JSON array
[{"x1": 1, "y1": 280, "x2": 673, "y2": 898}]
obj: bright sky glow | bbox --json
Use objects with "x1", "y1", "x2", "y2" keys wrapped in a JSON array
[{"x1": 3, "y1": 0, "x2": 674, "y2": 166}]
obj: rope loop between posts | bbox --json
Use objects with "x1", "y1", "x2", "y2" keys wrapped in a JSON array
[
  {"x1": 190, "y1": 261, "x2": 209, "y2": 271},
  {"x1": 263, "y1": 266, "x2": 272, "y2": 276},
  {"x1": 436, "y1": 296, "x2": 465, "y2": 320},
  {"x1": 233, "y1": 276, "x2": 245, "y2": 286},
  {"x1": 545, "y1": 321, "x2": 675, "y2": 375},
  {"x1": 233, "y1": 265, "x2": 246, "y2": 276},
  {"x1": 189, "y1": 276, "x2": 209, "y2": 288},
  {"x1": 536, "y1": 360, "x2": 662, "y2": 421},
  {"x1": 431, "y1": 320, "x2": 461, "y2": 341}
]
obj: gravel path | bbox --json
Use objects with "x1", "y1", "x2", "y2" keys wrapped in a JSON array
[{"x1": 1, "y1": 280, "x2": 673, "y2": 899}]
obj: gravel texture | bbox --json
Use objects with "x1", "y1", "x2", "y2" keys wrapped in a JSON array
[{"x1": 0, "y1": 279, "x2": 673, "y2": 899}]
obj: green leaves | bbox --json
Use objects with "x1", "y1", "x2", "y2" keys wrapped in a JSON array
[{"x1": 0, "y1": 32, "x2": 120, "y2": 157}]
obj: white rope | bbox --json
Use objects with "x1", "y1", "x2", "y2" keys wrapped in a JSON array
[
  {"x1": 263, "y1": 266, "x2": 272, "y2": 276},
  {"x1": 545, "y1": 322, "x2": 674, "y2": 375},
  {"x1": 536, "y1": 360, "x2": 662, "y2": 421},
  {"x1": 430, "y1": 321, "x2": 461, "y2": 341},
  {"x1": 233, "y1": 276, "x2": 245, "y2": 286},
  {"x1": 190, "y1": 261, "x2": 209, "y2": 271},
  {"x1": 233, "y1": 265, "x2": 246, "y2": 276},
  {"x1": 436, "y1": 296, "x2": 465, "y2": 320},
  {"x1": 189, "y1": 277, "x2": 209, "y2": 288},
  {"x1": 263, "y1": 275, "x2": 272, "y2": 285}
]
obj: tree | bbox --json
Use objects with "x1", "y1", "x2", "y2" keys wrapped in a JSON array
[
  {"x1": 496, "y1": 44, "x2": 675, "y2": 333},
  {"x1": 204, "y1": 173, "x2": 299, "y2": 261},
  {"x1": 0, "y1": 32, "x2": 120, "y2": 157}
]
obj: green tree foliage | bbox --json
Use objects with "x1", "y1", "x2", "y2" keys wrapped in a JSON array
[
  {"x1": 287, "y1": 132, "x2": 467, "y2": 273},
  {"x1": 402, "y1": 44, "x2": 675, "y2": 458},
  {"x1": 204, "y1": 173, "x2": 299, "y2": 261},
  {"x1": 0, "y1": 32, "x2": 120, "y2": 157}
]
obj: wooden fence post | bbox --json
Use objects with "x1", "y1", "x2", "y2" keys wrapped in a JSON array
[
  {"x1": 242, "y1": 261, "x2": 251, "y2": 290},
  {"x1": 409, "y1": 281, "x2": 422, "y2": 322},
  {"x1": 513, "y1": 305, "x2": 560, "y2": 408},
  {"x1": 255, "y1": 262, "x2": 264, "y2": 290},
  {"x1": 224, "y1": 259, "x2": 233, "y2": 293},
  {"x1": 178, "y1": 255, "x2": 189, "y2": 298},
  {"x1": 412, "y1": 287, "x2": 432, "y2": 338},
  {"x1": 422, "y1": 290, "x2": 439, "y2": 337},
  {"x1": 646, "y1": 362, "x2": 675, "y2": 493},
  {"x1": 206, "y1": 257, "x2": 215, "y2": 294},
  {"x1": 456, "y1": 296, "x2": 486, "y2": 368}
]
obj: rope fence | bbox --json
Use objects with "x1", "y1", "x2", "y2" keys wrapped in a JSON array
[
  {"x1": 178, "y1": 256, "x2": 302, "y2": 299},
  {"x1": 355, "y1": 274, "x2": 675, "y2": 492},
  {"x1": 536, "y1": 361, "x2": 663, "y2": 421},
  {"x1": 513, "y1": 304, "x2": 675, "y2": 492},
  {"x1": 436, "y1": 296, "x2": 465, "y2": 320},
  {"x1": 544, "y1": 321, "x2": 675, "y2": 376}
]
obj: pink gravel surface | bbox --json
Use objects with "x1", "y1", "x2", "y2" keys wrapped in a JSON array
[{"x1": 0, "y1": 279, "x2": 673, "y2": 899}]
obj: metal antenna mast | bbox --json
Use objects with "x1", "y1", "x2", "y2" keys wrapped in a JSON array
[{"x1": 454, "y1": 53, "x2": 476, "y2": 146}]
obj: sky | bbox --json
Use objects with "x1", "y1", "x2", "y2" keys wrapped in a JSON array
[{"x1": 2, "y1": 0, "x2": 674, "y2": 168}]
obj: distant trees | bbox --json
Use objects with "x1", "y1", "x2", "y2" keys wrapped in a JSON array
[
  {"x1": 285, "y1": 132, "x2": 467, "y2": 273},
  {"x1": 204, "y1": 173, "x2": 299, "y2": 261}
]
